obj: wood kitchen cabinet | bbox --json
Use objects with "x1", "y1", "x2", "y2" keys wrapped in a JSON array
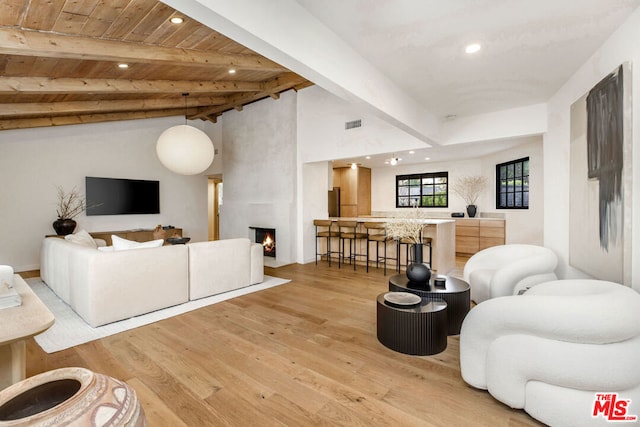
[
  {"x1": 455, "y1": 219, "x2": 505, "y2": 255},
  {"x1": 455, "y1": 219, "x2": 480, "y2": 254},
  {"x1": 479, "y1": 220, "x2": 505, "y2": 251},
  {"x1": 333, "y1": 166, "x2": 371, "y2": 216}
]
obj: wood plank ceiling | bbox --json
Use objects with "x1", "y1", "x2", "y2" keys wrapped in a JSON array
[{"x1": 0, "y1": 0, "x2": 312, "y2": 130}]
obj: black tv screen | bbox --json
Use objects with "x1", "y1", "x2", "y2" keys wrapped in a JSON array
[{"x1": 85, "y1": 177, "x2": 160, "y2": 216}]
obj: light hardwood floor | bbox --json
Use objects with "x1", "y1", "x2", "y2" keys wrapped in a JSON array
[{"x1": 24, "y1": 260, "x2": 543, "y2": 426}]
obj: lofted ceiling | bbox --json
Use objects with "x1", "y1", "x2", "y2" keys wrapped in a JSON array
[
  {"x1": 290, "y1": 0, "x2": 640, "y2": 167},
  {"x1": 295, "y1": 0, "x2": 640, "y2": 119},
  {"x1": 0, "y1": 0, "x2": 311, "y2": 130},
  {"x1": 2, "y1": 1, "x2": 639, "y2": 168}
]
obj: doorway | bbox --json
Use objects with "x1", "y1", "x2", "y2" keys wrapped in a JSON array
[{"x1": 207, "y1": 177, "x2": 223, "y2": 240}]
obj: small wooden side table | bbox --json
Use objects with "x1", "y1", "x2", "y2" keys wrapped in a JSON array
[{"x1": 0, "y1": 275, "x2": 55, "y2": 389}]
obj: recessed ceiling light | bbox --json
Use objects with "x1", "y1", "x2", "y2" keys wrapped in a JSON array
[
  {"x1": 117, "y1": 63, "x2": 129, "y2": 69},
  {"x1": 228, "y1": 69, "x2": 236, "y2": 74},
  {"x1": 409, "y1": 151, "x2": 415, "y2": 154},
  {"x1": 465, "y1": 43, "x2": 481, "y2": 54},
  {"x1": 365, "y1": 156, "x2": 371, "y2": 159},
  {"x1": 170, "y1": 17, "x2": 184, "y2": 24},
  {"x1": 424, "y1": 157, "x2": 431, "y2": 161}
]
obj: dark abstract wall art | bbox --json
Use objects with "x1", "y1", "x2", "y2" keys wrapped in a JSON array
[
  {"x1": 569, "y1": 63, "x2": 631, "y2": 284},
  {"x1": 586, "y1": 65, "x2": 623, "y2": 251}
]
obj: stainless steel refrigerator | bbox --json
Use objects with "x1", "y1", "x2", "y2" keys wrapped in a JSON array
[{"x1": 328, "y1": 187, "x2": 340, "y2": 217}]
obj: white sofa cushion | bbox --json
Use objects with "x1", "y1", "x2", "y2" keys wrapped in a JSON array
[
  {"x1": 65, "y1": 229, "x2": 97, "y2": 248},
  {"x1": 188, "y1": 238, "x2": 263, "y2": 300},
  {"x1": 111, "y1": 235, "x2": 164, "y2": 251}
]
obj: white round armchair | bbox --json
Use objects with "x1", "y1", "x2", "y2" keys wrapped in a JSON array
[
  {"x1": 463, "y1": 244, "x2": 558, "y2": 303},
  {"x1": 460, "y1": 280, "x2": 640, "y2": 426}
]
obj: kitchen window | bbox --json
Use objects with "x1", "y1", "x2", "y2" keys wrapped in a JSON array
[
  {"x1": 396, "y1": 172, "x2": 448, "y2": 208},
  {"x1": 496, "y1": 157, "x2": 529, "y2": 209}
]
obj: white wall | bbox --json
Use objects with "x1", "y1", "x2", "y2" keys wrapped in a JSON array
[
  {"x1": 544, "y1": 7, "x2": 640, "y2": 288},
  {"x1": 0, "y1": 116, "x2": 222, "y2": 272},
  {"x1": 371, "y1": 138, "x2": 544, "y2": 245},
  {"x1": 441, "y1": 103, "x2": 547, "y2": 145},
  {"x1": 298, "y1": 85, "x2": 431, "y2": 163},
  {"x1": 219, "y1": 90, "x2": 298, "y2": 265},
  {"x1": 298, "y1": 161, "x2": 331, "y2": 264}
]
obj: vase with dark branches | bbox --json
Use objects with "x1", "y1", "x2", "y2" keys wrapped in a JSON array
[
  {"x1": 451, "y1": 175, "x2": 488, "y2": 218},
  {"x1": 53, "y1": 186, "x2": 87, "y2": 235}
]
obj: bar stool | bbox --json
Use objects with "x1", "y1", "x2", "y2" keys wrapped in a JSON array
[
  {"x1": 364, "y1": 222, "x2": 396, "y2": 274},
  {"x1": 421, "y1": 224, "x2": 434, "y2": 268},
  {"x1": 423, "y1": 236, "x2": 433, "y2": 268},
  {"x1": 313, "y1": 219, "x2": 340, "y2": 266},
  {"x1": 396, "y1": 237, "x2": 414, "y2": 273},
  {"x1": 337, "y1": 220, "x2": 367, "y2": 270},
  {"x1": 397, "y1": 235, "x2": 433, "y2": 271}
]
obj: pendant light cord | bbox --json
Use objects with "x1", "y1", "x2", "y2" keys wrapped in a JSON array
[{"x1": 182, "y1": 92, "x2": 189, "y2": 125}]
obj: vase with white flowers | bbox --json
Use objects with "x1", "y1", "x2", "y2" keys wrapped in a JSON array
[
  {"x1": 451, "y1": 175, "x2": 488, "y2": 218},
  {"x1": 53, "y1": 186, "x2": 88, "y2": 235},
  {"x1": 385, "y1": 208, "x2": 431, "y2": 284}
]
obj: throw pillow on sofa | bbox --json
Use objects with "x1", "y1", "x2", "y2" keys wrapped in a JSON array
[
  {"x1": 64, "y1": 229, "x2": 97, "y2": 248},
  {"x1": 111, "y1": 235, "x2": 164, "y2": 251}
]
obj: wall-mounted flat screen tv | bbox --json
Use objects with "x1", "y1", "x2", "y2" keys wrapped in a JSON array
[{"x1": 85, "y1": 176, "x2": 160, "y2": 216}]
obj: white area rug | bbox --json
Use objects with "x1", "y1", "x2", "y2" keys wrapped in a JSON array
[{"x1": 27, "y1": 276, "x2": 290, "y2": 354}]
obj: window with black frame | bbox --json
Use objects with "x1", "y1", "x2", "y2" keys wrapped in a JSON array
[
  {"x1": 496, "y1": 157, "x2": 529, "y2": 209},
  {"x1": 396, "y1": 172, "x2": 448, "y2": 208}
]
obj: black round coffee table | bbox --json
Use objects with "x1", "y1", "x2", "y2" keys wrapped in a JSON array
[
  {"x1": 389, "y1": 274, "x2": 470, "y2": 335},
  {"x1": 376, "y1": 292, "x2": 448, "y2": 356}
]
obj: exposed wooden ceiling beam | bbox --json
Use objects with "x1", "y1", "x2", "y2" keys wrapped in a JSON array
[
  {"x1": 1, "y1": 97, "x2": 226, "y2": 117},
  {"x1": 0, "y1": 28, "x2": 288, "y2": 72},
  {"x1": 190, "y1": 73, "x2": 308, "y2": 119},
  {"x1": 0, "y1": 108, "x2": 191, "y2": 131},
  {"x1": 0, "y1": 77, "x2": 263, "y2": 94}
]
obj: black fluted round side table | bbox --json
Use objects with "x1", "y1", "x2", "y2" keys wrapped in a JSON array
[
  {"x1": 389, "y1": 274, "x2": 470, "y2": 335},
  {"x1": 376, "y1": 292, "x2": 448, "y2": 356}
]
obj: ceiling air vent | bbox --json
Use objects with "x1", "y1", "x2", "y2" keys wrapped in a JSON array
[{"x1": 345, "y1": 119, "x2": 362, "y2": 130}]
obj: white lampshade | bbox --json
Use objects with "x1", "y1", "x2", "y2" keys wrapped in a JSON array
[{"x1": 156, "y1": 125, "x2": 215, "y2": 175}]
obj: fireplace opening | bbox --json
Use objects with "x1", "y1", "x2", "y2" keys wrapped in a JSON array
[{"x1": 251, "y1": 227, "x2": 276, "y2": 257}]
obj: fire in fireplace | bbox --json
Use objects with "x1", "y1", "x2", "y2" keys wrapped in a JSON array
[{"x1": 251, "y1": 227, "x2": 276, "y2": 257}]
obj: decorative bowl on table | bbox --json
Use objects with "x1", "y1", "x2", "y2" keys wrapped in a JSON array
[
  {"x1": 166, "y1": 237, "x2": 190, "y2": 245},
  {"x1": 383, "y1": 292, "x2": 422, "y2": 308}
]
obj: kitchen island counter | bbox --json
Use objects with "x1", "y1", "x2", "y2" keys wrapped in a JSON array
[{"x1": 320, "y1": 217, "x2": 456, "y2": 274}]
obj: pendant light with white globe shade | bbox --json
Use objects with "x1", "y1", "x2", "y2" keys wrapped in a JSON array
[{"x1": 156, "y1": 93, "x2": 214, "y2": 175}]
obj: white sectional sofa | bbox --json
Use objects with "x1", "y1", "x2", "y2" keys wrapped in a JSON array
[
  {"x1": 188, "y1": 239, "x2": 264, "y2": 300},
  {"x1": 41, "y1": 236, "x2": 264, "y2": 327}
]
